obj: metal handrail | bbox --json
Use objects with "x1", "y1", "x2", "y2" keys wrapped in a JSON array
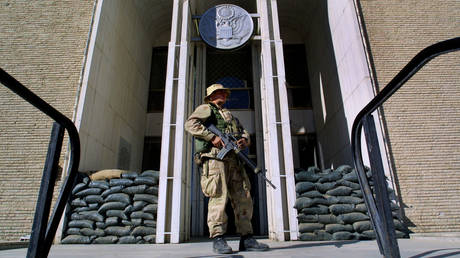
[
  {"x1": 351, "y1": 37, "x2": 460, "y2": 257},
  {"x1": 0, "y1": 68, "x2": 81, "y2": 258}
]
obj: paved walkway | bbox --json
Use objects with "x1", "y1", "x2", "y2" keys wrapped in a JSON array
[{"x1": 1, "y1": 238, "x2": 460, "y2": 258}]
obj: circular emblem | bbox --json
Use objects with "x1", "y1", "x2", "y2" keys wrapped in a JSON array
[{"x1": 199, "y1": 4, "x2": 254, "y2": 50}]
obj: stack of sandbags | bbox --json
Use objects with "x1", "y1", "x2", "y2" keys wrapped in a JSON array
[
  {"x1": 294, "y1": 165, "x2": 408, "y2": 241},
  {"x1": 61, "y1": 170, "x2": 159, "y2": 244}
]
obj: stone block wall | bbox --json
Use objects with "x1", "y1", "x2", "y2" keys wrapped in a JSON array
[
  {"x1": 359, "y1": 0, "x2": 460, "y2": 233},
  {"x1": 0, "y1": 1, "x2": 95, "y2": 241},
  {"x1": 295, "y1": 166, "x2": 408, "y2": 240},
  {"x1": 61, "y1": 170, "x2": 159, "y2": 244}
]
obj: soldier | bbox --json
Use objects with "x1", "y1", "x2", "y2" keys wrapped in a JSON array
[{"x1": 185, "y1": 84, "x2": 269, "y2": 254}]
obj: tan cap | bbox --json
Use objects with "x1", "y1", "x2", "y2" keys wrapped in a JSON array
[{"x1": 204, "y1": 84, "x2": 230, "y2": 103}]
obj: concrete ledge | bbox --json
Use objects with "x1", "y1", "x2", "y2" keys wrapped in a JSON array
[
  {"x1": 410, "y1": 232, "x2": 460, "y2": 241},
  {"x1": 0, "y1": 242, "x2": 28, "y2": 251}
]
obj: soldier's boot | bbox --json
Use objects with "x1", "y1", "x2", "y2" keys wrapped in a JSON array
[
  {"x1": 212, "y1": 235, "x2": 233, "y2": 254},
  {"x1": 239, "y1": 234, "x2": 269, "y2": 252}
]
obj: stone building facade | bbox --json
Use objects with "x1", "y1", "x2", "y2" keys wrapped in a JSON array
[
  {"x1": 0, "y1": 0, "x2": 95, "y2": 241},
  {"x1": 359, "y1": 0, "x2": 460, "y2": 233},
  {"x1": 0, "y1": 0, "x2": 458, "y2": 242}
]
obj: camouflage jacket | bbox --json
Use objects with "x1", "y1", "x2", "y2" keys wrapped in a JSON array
[{"x1": 184, "y1": 103, "x2": 250, "y2": 160}]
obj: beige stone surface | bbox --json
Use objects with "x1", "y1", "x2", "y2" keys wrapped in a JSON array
[
  {"x1": 0, "y1": 0, "x2": 94, "y2": 241},
  {"x1": 360, "y1": 0, "x2": 460, "y2": 233}
]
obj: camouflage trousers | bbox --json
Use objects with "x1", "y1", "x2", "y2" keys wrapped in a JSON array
[{"x1": 201, "y1": 155, "x2": 253, "y2": 238}]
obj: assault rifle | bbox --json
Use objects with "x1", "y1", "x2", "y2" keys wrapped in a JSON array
[{"x1": 207, "y1": 124, "x2": 277, "y2": 189}]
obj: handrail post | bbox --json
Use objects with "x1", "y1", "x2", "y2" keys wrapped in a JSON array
[
  {"x1": 363, "y1": 115, "x2": 400, "y2": 258},
  {"x1": 27, "y1": 123, "x2": 64, "y2": 258}
]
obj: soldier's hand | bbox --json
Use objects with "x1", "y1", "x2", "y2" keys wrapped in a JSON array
[
  {"x1": 212, "y1": 136, "x2": 224, "y2": 148},
  {"x1": 237, "y1": 138, "x2": 248, "y2": 149}
]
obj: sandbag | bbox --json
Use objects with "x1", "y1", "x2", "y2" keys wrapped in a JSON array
[
  {"x1": 326, "y1": 186, "x2": 352, "y2": 196},
  {"x1": 141, "y1": 170, "x2": 159, "y2": 178},
  {"x1": 336, "y1": 196, "x2": 363, "y2": 204},
  {"x1": 294, "y1": 197, "x2": 314, "y2": 210},
  {"x1": 144, "y1": 220, "x2": 156, "y2": 227},
  {"x1": 61, "y1": 235, "x2": 91, "y2": 244},
  {"x1": 353, "y1": 221, "x2": 372, "y2": 233},
  {"x1": 145, "y1": 186, "x2": 159, "y2": 195},
  {"x1": 144, "y1": 235, "x2": 156, "y2": 243},
  {"x1": 354, "y1": 203, "x2": 367, "y2": 213},
  {"x1": 121, "y1": 172, "x2": 139, "y2": 179},
  {"x1": 133, "y1": 201, "x2": 147, "y2": 211},
  {"x1": 318, "y1": 171, "x2": 342, "y2": 183},
  {"x1": 131, "y1": 211, "x2": 154, "y2": 220},
  {"x1": 96, "y1": 222, "x2": 106, "y2": 229},
  {"x1": 295, "y1": 171, "x2": 320, "y2": 183},
  {"x1": 106, "y1": 210, "x2": 128, "y2": 220},
  {"x1": 351, "y1": 190, "x2": 363, "y2": 198},
  {"x1": 101, "y1": 186, "x2": 124, "y2": 198},
  {"x1": 359, "y1": 230, "x2": 376, "y2": 240},
  {"x1": 66, "y1": 228, "x2": 81, "y2": 235},
  {"x1": 68, "y1": 220, "x2": 94, "y2": 229},
  {"x1": 143, "y1": 204, "x2": 158, "y2": 214},
  {"x1": 298, "y1": 223, "x2": 324, "y2": 233},
  {"x1": 122, "y1": 185, "x2": 147, "y2": 195},
  {"x1": 122, "y1": 220, "x2": 134, "y2": 226},
  {"x1": 338, "y1": 212, "x2": 369, "y2": 224},
  {"x1": 317, "y1": 214, "x2": 343, "y2": 225},
  {"x1": 80, "y1": 211, "x2": 104, "y2": 222},
  {"x1": 71, "y1": 213, "x2": 86, "y2": 221},
  {"x1": 84, "y1": 195, "x2": 104, "y2": 204},
  {"x1": 297, "y1": 214, "x2": 318, "y2": 223},
  {"x1": 315, "y1": 182, "x2": 337, "y2": 193},
  {"x1": 131, "y1": 226, "x2": 156, "y2": 237},
  {"x1": 90, "y1": 169, "x2": 125, "y2": 181},
  {"x1": 295, "y1": 182, "x2": 316, "y2": 194},
  {"x1": 104, "y1": 226, "x2": 131, "y2": 237},
  {"x1": 80, "y1": 228, "x2": 105, "y2": 237},
  {"x1": 133, "y1": 194, "x2": 158, "y2": 204},
  {"x1": 299, "y1": 230, "x2": 332, "y2": 241},
  {"x1": 329, "y1": 204, "x2": 355, "y2": 215},
  {"x1": 109, "y1": 178, "x2": 134, "y2": 187},
  {"x1": 343, "y1": 171, "x2": 359, "y2": 183},
  {"x1": 93, "y1": 236, "x2": 118, "y2": 244},
  {"x1": 72, "y1": 183, "x2": 87, "y2": 195},
  {"x1": 298, "y1": 190, "x2": 323, "y2": 198},
  {"x1": 301, "y1": 205, "x2": 329, "y2": 215},
  {"x1": 71, "y1": 198, "x2": 87, "y2": 207},
  {"x1": 75, "y1": 188, "x2": 102, "y2": 197},
  {"x1": 105, "y1": 193, "x2": 131, "y2": 204},
  {"x1": 119, "y1": 236, "x2": 137, "y2": 244},
  {"x1": 332, "y1": 231, "x2": 355, "y2": 240},
  {"x1": 124, "y1": 205, "x2": 134, "y2": 214},
  {"x1": 337, "y1": 179, "x2": 361, "y2": 190},
  {"x1": 105, "y1": 217, "x2": 119, "y2": 227},
  {"x1": 134, "y1": 176, "x2": 157, "y2": 186},
  {"x1": 82, "y1": 177, "x2": 90, "y2": 184},
  {"x1": 73, "y1": 206, "x2": 95, "y2": 213},
  {"x1": 334, "y1": 165, "x2": 353, "y2": 174},
  {"x1": 325, "y1": 196, "x2": 339, "y2": 205},
  {"x1": 325, "y1": 224, "x2": 353, "y2": 233},
  {"x1": 88, "y1": 180, "x2": 109, "y2": 190},
  {"x1": 98, "y1": 202, "x2": 128, "y2": 214},
  {"x1": 393, "y1": 219, "x2": 406, "y2": 232},
  {"x1": 131, "y1": 218, "x2": 142, "y2": 226}
]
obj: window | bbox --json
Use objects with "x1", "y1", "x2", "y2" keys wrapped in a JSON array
[
  {"x1": 283, "y1": 44, "x2": 312, "y2": 109},
  {"x1": 141, "y1": 136, "x2": 161, "y2": 171},
  {"x1": 147, "y1": 47, "x2": 168, "y2": 113},
  {"x1": 206, "y1": 45, "x2": 254, "y2": 110}
]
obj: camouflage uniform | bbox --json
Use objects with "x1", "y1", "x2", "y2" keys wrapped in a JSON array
[{"x1": 185, "y1": 103, "x2": 253, "y2": 238}]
